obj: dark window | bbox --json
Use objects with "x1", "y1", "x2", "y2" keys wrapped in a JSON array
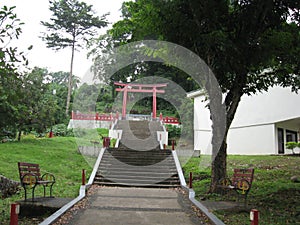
[
  {"x1": 286, "y1": 130, "x2": 298, "y2": 142},
  {"x1": 278, "y1": 128, "x2": 284, "y2": 154}
]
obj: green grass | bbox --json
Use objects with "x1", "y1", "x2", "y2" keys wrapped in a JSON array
[
  {"x1": 0, "y1": 137, "x2": 94, "y2": 224},
  {"x1": 182, "y1": 155, "x2": 300, "y2": 225}
]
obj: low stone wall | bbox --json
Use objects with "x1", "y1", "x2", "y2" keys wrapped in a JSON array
[
  {"x1": 78, "y1": 146, "x2": 101, "y2": 157},
  {"x1": 68, "y1": 120, "x2": 112, "y2": 129},
  {"x1": 0, "y1": 175, "x2": 20, "y2": 198}
]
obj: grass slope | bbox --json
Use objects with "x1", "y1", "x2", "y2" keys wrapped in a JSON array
[
  {"x1": 0, "y1": 137, "x2": 94, "y2": 224},
  {"x1": 183, "y1": 155, "x2": 300, "y2": 225}
]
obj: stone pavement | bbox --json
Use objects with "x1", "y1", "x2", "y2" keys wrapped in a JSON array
[
  {"x1": 65, "y1": 186, "x2": 211, "y2": 225},
  {"x1": 200, "y1": 200, "x2": 241, "y2": 211}
]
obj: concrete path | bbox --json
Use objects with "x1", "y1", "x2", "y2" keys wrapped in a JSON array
[{"x1": 65, "y1": 186, "x2": 210, "y2": 225}]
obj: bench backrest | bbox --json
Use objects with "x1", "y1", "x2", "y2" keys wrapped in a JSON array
[
  {"x1": 232, "y1": 168, "x2": 254, "y2": 185},
  {"x1": 18, "y1": 162, "x2": 41, "y2": 180}
]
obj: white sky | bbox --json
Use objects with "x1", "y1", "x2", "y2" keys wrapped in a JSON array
[{"x1": 1, "y1": 0, "x2": 129, "y2": 78}]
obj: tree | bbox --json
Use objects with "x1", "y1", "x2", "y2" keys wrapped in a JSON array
[
  {"x1": 15, "y1": 67, "x2": 59, "y2": 140},
  {"x1": 96, "y1": 0, "x2": 300, "y2": 191},
  {"x1": 0, "y1": 5, "x2": 30, "y2": 137},
  {"x1": 41, "y1": 0, "x2": 108, "y2": 116}
]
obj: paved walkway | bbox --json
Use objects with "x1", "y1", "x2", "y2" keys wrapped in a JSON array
[{"x1": 65, "y1": 186, "x2": 210, "y2": 225}]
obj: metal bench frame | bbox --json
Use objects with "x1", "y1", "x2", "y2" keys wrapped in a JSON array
[
  {"x1": 18, "y1": 162, "x2": 55, "y2": 201},
  {"x1": 218, "y1": 168, "x2": 254, "y2": 205}
]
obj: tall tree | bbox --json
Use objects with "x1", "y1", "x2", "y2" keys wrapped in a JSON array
[
  {"x1": 97, "y1": 0, "x2": 300, "y2": 191},
  {"x1": 41, "y1": 0, "x2": 108, "y2": 116}
]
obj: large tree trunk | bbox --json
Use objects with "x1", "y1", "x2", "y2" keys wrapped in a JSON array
[
  {"x1": 66, "y1": 41, "x2": 75, "y2": 116},
  {"x1": 208, "y1": 75, "x2": 245, "y2": 192}
]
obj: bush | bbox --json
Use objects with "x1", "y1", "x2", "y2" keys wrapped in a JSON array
[
  {"x1": 166, "y1": 124, "x2": 181, "y2": 139},
  {"x1": 0, "y1": 175, "x2": 20, "y2": 199},
  {"x1": 0, "y1": 128, "x2": 16, "y2": 142},
  {"x1": 286, "y1": 142, "x2": 300, "y2": 154},
  {"x1": 50, "y1": 124, "x2": 74, "y2": 137}
]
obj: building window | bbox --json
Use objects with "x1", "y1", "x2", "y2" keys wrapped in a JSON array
[{"x1": 286, "y1": 130, "x2": 298, "y2": 142}]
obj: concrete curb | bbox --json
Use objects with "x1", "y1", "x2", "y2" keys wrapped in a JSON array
[
  {"x1": 172, "y1": 151, "x2": 225, "y2": 225},
  {"x1": 39, "y1": 148, "x2": 106, "y2": 225},
  {"x1": 172, "y1": 150, "x2": 187, "y2": 186},
  {"x1": 182, "y1": 186, "x2": 225, "y2": 225}
]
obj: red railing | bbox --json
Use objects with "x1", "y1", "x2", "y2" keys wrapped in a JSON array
[
  {"x1": 71, "y1": 111, "x2": 118, "y2": 121},
  {"x1": 71, "y1": 111, "x2": 179, "y2": 124},
  {"x1": 162, "y1": 116, "x2": 180, "y2": 124}
]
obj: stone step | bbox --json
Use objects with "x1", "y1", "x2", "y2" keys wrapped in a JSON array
[
  {"x1": 93, "y1": 120, "x2": 179, "y2": 188},
  {"x1": 101, "y1": 157, "x2": 174, "y2": 162},
  {"x1": 94, "y1": 177, "x2": 180, "y2": 185},
  {"x1": 97, "y1": 170, "x2": 177, "y2": 177},
  {"x1": 98, "y1": 165, "x2": 177, "y2": 172},
  {"x1": 93, "y1": 181, "x2": 179, "y2": 188},
  {"x1": 99, "y1": 159, "x2": 175, "y2": 166},
  {"x1": 97, "y1": 173, "x2": 178, "y2": 181}
]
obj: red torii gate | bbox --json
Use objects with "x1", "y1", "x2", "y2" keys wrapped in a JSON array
[{"x1": 114, "y1": 82, "x2": 167, "y2": 119}]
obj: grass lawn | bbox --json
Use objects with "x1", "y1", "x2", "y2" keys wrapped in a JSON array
[
  {"x1": 183, "y1": 155, "x2": 300, "y2": 225},
  {"x1": 0, "y1": 136, "x2": 95, "y2": 225}
]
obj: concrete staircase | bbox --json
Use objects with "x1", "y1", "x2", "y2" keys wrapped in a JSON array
[{"x1": 94, "y1": 120, "x2": 180, "y2": 188}]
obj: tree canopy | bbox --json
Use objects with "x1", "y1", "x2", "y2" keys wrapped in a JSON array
[
  {"x1": 94, "y1": 0, "x2": 300, "y2": 190},
  {"x1": 0, "y1": 5, "x2": 29, "y2": 135},
  {"x1": 41, "y1": 0, "x2": 109, "y2": 116}
]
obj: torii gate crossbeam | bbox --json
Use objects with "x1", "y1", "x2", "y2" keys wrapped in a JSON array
[{"x1": 114, "y1": 82, "x2": 167, "y2": 119}]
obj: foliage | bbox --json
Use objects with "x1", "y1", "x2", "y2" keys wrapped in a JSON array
[
  {"x1": 0, "y1": 5, "x2": 30, "y2": 130},
  {"x1": 0, "y1": 6, "x2": 74, "y2": 140},
  {"x1": 285, "y1": 142, "x2": 300, "y2": 154},
  {"x1": 41, "y1": 0, "x2": 108, "y2": 115},
  {"x1": 0, "y1": 64, "x2": 81, "y2": 141},
  {"x1": 166, "y1": 124, "x2": 181, "y2": 139},
  {"x1": 0, "y1": 175, "x2": 20, "y2": 199},
  {"x1": 73, "y1": 83, "x2": 101, "y2": 112},
  {"x1": 178, "y1": 98, "x2": 194, "y2": 140},
  {"x1": 101, "y1": 0, "x2": 300, "y2": 189},
  {"x1": 49, "y1": 123, "x2": 74, "y2": 137}
]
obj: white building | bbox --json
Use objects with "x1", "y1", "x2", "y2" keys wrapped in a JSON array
[{"x1": 187, "y1": 86, "x2": 300, "y2": 155}]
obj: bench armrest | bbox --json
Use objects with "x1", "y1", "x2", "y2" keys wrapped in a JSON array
[
  {"x1": 21, "y1": 173, "x2": 39, "y2": 188},
  {"x1": 41, "y1": 173, "x2": 55, "y2": 183}
]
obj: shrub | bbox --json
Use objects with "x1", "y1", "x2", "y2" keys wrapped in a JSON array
[
  {"x1": 286, "y1": 142, "x2": 300, "y2": 154},
  {"x1": 166, "y1": 124, "x2": 181, "y2": 139},
  {"x1": 0, "y1": 175, "x2": 20, "y2": 199},
  {"x1": 50, "y1": 124, "x2": 74, "y2": 137}
]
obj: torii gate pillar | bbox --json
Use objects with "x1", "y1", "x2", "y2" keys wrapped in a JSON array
[{"x1": 115, "y1": 82, "x2": 167, "y2": 119}]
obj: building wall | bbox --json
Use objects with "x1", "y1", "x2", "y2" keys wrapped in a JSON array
[
  {"x1": 231, "y1": 86, "x2": 300, "y2": 127},
  {"x1": 192, "y1": 86, "x2": 300, "y2": 155},
  {"x1": 227, "y1": 124, "x2": 276, "y2": 155},
  {"x1": 194, "y1": 124, "x2": 276, "y2": 155}
]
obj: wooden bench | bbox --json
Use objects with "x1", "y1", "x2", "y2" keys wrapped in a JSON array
[
  {"x1": 218, "y1": 168, "x2": 254, "y2": 204},
  {"x1": 18, "y1": 162, "x2": 55, "y2": 201}
]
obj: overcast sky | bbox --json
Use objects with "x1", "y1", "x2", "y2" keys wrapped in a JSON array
[{"x1": 1, "y1": 0, "x2": 129, "y2": 78}]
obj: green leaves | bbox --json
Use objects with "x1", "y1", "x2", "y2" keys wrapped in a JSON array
[{"x1": 40, "y1": 0, "x2": 108, "y2": 51}]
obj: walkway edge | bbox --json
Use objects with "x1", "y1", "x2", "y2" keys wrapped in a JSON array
[
  {"x1": 172, "y1": 151, "x2": 225, "y2": 225},
  {"x1": 182, "y1": 186, "x2": 225, "y2": 225},
  {"x1": 172, "y1": 150, "x2": 187, "y2": 186},
  {"x1": 39, "y1": 148, "x2": 106, "y2": 225}
]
